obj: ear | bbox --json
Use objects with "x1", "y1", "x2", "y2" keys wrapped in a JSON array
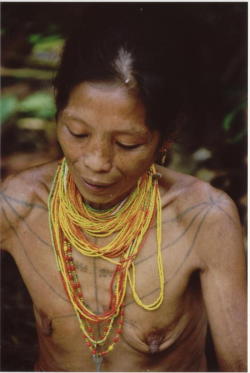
[
  {"x1": 159, "y1": 140, "x2": 173, "y2": 153},
  {"x1": 157, "y1": 140, "x2": 173, "y2": 166}
]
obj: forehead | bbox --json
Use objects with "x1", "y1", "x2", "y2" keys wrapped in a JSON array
[{"x1": 61, "y1": 81, "x2": 150, "y2": 132}]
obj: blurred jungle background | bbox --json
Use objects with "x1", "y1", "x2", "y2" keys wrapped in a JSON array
[{"x1": 0, "y1": 2, "x2": 247, "y2": 371}]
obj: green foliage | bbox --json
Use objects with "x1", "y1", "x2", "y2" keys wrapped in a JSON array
[
  {"x1": 28, "y1": 33, "x2": 64, "y2": 67},
  {"x1": 222, "y1": 101, "x2": 247, "y2": 144},
  {"x1": 18, "y1": 92, "x2": 56, "y2": 119},
  {"x1": 1, "y1": 91, "x2": 56, "y2": 125},
  {"x1": 0, "y1": 96, "x2": 18, "y2": 124},
  {"x1": 28, "y1": 33, "x2": 63, "y2": 46}
]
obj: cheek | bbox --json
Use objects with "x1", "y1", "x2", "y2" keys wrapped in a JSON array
[
  {"x1": 57, "y1": 128, "x2": 80, "y2": 161},
  {"x1": 57, "y1": 127, "x2": 67, "y2": 154},
  {"x1": 117, "y1": 149, "x2": 157, "y2": 176}
]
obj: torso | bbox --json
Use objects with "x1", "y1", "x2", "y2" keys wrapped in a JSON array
[{"x1": 1, "y1": 161, "x2": 221, "y2": 372}]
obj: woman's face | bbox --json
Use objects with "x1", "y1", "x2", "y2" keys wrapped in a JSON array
[{"x1": 57, "y1": 81, "x2": 160, "y2": 209}]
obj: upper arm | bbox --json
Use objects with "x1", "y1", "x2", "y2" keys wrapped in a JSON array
[
  {"x1": 0, "y1": 173, "x2": 36, "y2": 252},
  {"x1": 197, "y1": 191, "x2": 247, "y2": 371}
]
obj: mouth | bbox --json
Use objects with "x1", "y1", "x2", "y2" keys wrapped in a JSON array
[{"x1": 82, "y1": 177, "x2": 116, "y2": 192}]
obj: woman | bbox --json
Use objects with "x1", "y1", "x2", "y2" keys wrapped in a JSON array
[{"x1": 1, "y1": 6, "x2": 246, "y2": 372}]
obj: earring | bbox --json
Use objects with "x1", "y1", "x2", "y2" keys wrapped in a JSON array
[
  {"x1": 161, "y1": 148, "x2": 167, "y2": 166},
  {"x1": 160, "y1": 141, "x2": 173, "y2": 166}
]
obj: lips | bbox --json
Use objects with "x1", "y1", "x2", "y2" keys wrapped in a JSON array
[{"x1": 82, "y1": 177, "x2": 116, "y2": 191}]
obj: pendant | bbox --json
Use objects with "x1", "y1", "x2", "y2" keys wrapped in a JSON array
[{"x1": 92, "y1": 354, "x2": 103, "y2": 372}]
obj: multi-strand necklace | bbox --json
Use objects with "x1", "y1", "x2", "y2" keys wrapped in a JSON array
[{"x1": 48, "y1": 158, "x2": 164, "y2": 371}]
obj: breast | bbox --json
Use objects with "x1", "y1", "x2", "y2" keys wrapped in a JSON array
[
  {"x1": 32, "y1": 281, "x2": 208, "y2": 373},
  {"x1": 120, "y1": 293, "x2": 207, "y2": 357}
]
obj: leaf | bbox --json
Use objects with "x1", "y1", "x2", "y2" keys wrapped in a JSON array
[
  {"x1": 0, "y1": 96, "x2": 18, "y2": 124},
  {"x1": 222, "y1": 101, "x2": 246, "y2": 132},
  {"x1": 29, "y1": 36, "x2": 64, "y2": 67},
  {"x1": 28, "y1": 33, "x2": 62, "y2": 46},
  {"x1": 28, "y1": 33, "x2": 42, "y2": 45},
  {"x1": 18, "y1": 92, "x2": 56, "y2": 119}
]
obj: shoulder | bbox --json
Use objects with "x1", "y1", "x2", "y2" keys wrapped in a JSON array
[
  {"x1": 157, "y1": 165, "x2": 244, "y2": 263},
  {"x1": 1, "y1": 160, "x2": 58, "y2": 208},
  {"x1": 157, "y1": 164, "x2": 239, "y2": 218},
  {"x1": 0, "y1": 160, "x2": 59, "y2": 249}
]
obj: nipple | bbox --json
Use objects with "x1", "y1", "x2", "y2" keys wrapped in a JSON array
[{"x1": 146, "y1": 331, "x2": 163, "y2": 354}]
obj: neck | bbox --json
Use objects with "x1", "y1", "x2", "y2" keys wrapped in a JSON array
[{"x1": 85, "y1": 190, "x2": 133, "y2": 211}]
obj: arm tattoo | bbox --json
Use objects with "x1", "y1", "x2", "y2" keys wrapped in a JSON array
[
  {"x1": 209, "y1": 193, "x2": 238, "y2": 226},
  {"x1": 0, "y1": 191, "x2": 48, "y2": 210},
  {"x1": 1, "y1": 191, "x2": 51, "y2": 247}
]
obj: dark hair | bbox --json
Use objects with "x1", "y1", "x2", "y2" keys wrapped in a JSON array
[{"x1": 54, "y1": 5, "x2": 203, "y2": 141}]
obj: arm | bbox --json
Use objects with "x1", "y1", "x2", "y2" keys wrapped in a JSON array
[
  {"x1": 198, "y1": 192, "x2": 247, "y2": 372},
  {"x1": 0, "y1": 174, "x2": 24, "y2": 252},
  {"x1": 0, "y1": 171, "x2": 42, "y2": 253}
]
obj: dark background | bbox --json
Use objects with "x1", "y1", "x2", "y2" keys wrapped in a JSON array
[{"x1": 0, "y1": 2, "x2": 247, "y2": 371}]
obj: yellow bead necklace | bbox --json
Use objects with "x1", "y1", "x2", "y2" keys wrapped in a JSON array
[{"x1": 48, "y1": 158, "x2": 164, "y2": 365}]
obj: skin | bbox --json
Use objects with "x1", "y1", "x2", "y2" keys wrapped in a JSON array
[{"x1": 0, "y1": 82, "x2": 247, "y2": 372}]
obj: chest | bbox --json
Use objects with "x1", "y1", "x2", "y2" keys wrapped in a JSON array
[{"x1": 13, "y1": 206, "x2": 204, "y2": 351}]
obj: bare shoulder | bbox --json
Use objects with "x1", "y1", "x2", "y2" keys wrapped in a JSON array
[
  {"x1": 1, "y1": 160, "x2": 58, "y2": 207},
  {"x1": 0, "y1": 160, "x2": 58, "y2": 249},
  {"x1": 157, "y1": 165, "x2": 244, "y2": 261},
  {"x1": 157, "y1": 164, "x2": 240, "y2": 223}
]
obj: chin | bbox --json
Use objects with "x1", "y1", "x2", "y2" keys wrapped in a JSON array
[
  {"x1": 81, "y1": 186, "x2": 133, "y2": 210},
  {"x1": 84, "y1": 196, "x2": 120, "y2": 210}
]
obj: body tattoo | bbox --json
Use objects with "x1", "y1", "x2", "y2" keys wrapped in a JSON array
[{"x1": 1, "y1": 191, "x2": 238, "y2": 318}]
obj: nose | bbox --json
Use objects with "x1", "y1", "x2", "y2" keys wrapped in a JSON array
[{"x1": 83, "y1": 142, "x2": 113, "y2": 173}]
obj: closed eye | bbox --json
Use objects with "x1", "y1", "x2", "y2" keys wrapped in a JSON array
[
  {"x1": 117, "y1": 142, "x2": 141, "y2": 150},
  {"x1": 67, "y1": 127, "x2": 87, "y2": 138}
]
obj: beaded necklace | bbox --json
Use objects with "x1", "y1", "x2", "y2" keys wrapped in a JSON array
[{"x1": 48, "y1": 158, "x2": 164, "y2": 370}]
